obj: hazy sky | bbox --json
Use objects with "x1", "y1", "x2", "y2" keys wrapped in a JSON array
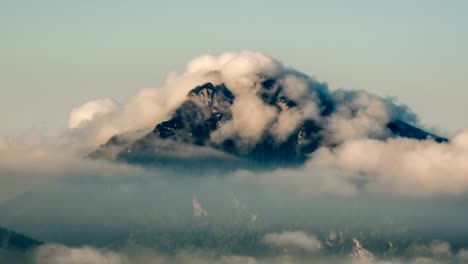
[{"x1": 1, "y1": 0, "x2": 467, "y2": 137}]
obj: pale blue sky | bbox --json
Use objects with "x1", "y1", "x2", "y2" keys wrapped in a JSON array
[{"x1": 1, "y1": 0, "x2": 467, "y2": 137}]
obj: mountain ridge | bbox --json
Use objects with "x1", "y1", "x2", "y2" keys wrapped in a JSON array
[{"x1": 0, "y1": 226, "x2": 42, "y2": 251}]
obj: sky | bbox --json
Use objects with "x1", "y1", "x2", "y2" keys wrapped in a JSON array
[{"x1": 1, "y1": 0, "x2": 468, "y2": 138}]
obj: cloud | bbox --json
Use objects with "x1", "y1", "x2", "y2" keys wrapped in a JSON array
[
  {"x1": 32, "y1": 245, "x2": 290, "y2": 264},
  {"x1": 35, "y1": 244, "x2": 128, "y2": 264},
  {"x1": 428, "y1": 241, "x2": 452, "y2": 257},
  {"x1": 324, "y1": 90, "x2": 409, "y2": 145},
  {"x1": 0, "y1": 133, "x2": 148, "y2": 202},
  {"x1": 406, "y1": 241, "x2": 453, "y2": 258},
  {"x1": 64, "y1": 51, "x2": 284, "y2": 149},
  {"x1": 65, "y1": 51, "x2": 463, "y2": 199},
  {"x1": 66, "y1": 68, "x2": 223, "y2": 148},
  {"x1": 311, "y1": 130, "x2": 468, "y2": 196},
  {"x1": 66, "y1": 51, "x2": 417, "y2": 154},
  {"x1": 30, "y1": 242, "x2": 468, "y2": 264},
  {"x1": 457, "y1": 249, "x2": 468, "y2": 261},
  {"x1": 262, "y1": 231, "x2": 322, "y2": 252},
  {"x1": 0, "y1": 133, "x2": 145, "y2": 178},
  {"x1": 232, "y1": 166, "x2": 359, "y2": 198},
  {"x1": 69, "y1": 98, "x2": 119, "y2": 129},
  {"x1": 232, "y1": 130, "x2": 468, "y2": 198},
  {"x1": 1, "y1": 50, "x2": 467, "y2": 202}
]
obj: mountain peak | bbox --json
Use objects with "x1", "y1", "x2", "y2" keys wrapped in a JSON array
[{"x1": 90, "y1": 80, "x2": 448, "y2": 169}]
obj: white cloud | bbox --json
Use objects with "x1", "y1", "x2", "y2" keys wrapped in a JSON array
[
  {"x1": 69, "y1": 98, "x2": 119, "y2": 129},
  {"x1": 211, "y1": 93, "x2": 278, "y2": 147},
  {"x1": 311, "y1": 130, "x2": 468, "y2": 196},
  {"x1": 262, "y1": 231, "x2": 322, "y2": 252},
  {"x1": 324, "y1": 90, "x2": 397, "y2": 145}
]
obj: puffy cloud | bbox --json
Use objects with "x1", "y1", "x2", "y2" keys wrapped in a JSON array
[
  {"x1": 211, "y1": 93, "x2": 278, "y2": 147},
  {"x1": 271, "y1": 108, "x2": 303, "y2": 142},
  {"x1": 324, "y1": 90, "x2": 396, "y2": 144},
  {"x1": 232, "y1": 128, "x2": 467, "y2": 197},
  {"x1": 219, "y1": 51, "x2": 281, "y2": 94},
  {"x1": 68, "y1": 98, "x2": 119, "y2": 129},
  {"x1": 65, "y1": 51, "x2": 278, "y2": 149},
  {"x1": 262, "y1": 231, "x2": 322, "y2": 252},
  {"x1": 311, "y1": 130, "x2": 468, "y2": 196},
  {"x1": 66, "y1": 67, "x2": 223, "y2": 148},
  {"x1": 185, "y1": 51, "x2": 287, "y2": 147}
]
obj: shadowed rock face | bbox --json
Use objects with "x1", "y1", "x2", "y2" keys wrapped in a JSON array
[
  {"x1": 386, "y1": 120, "x2": 448, "y2": 143},
  {"x1": 90, "y1": 82, "x2": 447, "y2": 169},
  {"x1": 152, "y1": 83, "x2": 234, "y2": 144},
  {"x1": 0, "y1": 226, "x2": 42, "y2": 251}
]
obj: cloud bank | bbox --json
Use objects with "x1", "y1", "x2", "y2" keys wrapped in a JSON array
[
  {"x1": 31, "y1": 240, "x2": 468, "y2": 264},
  {"x1": 0, "y1": 50, "x2": 467, "y2": 202},
  {"x1": 311, "y1": 129, "x2": 468, "y2": 196}
]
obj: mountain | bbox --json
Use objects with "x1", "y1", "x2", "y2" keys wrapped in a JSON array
[
  {"x1": 0, "y1": 226, "x2": 41, "y2": 263},
  {"x1": 0, "y1": 226, "x2": 42, "y2": 251},
  {"x1": 90, "y1": 81, "x2": 447, "y2": 168},
  {"x1": 386, "y1": 119, "x2": 447, "y2": 143}
]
